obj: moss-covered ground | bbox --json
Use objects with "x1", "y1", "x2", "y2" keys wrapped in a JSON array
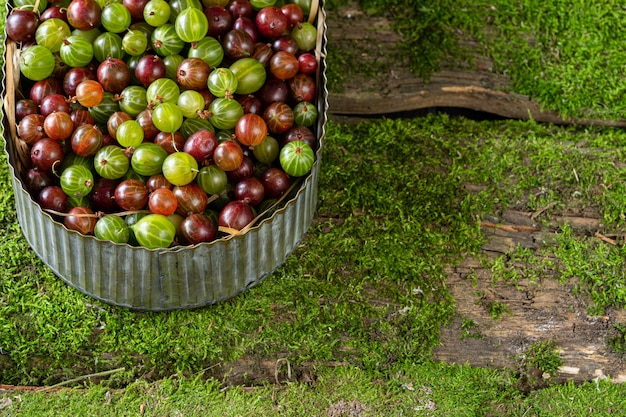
[
  {"x1": 4, "y1": 0, "x2": 626, "y2": 416},
  {"x1": 5, "y1": 116, "x2": 626, "y2": 415}
]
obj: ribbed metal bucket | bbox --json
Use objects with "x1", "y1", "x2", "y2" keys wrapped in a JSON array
[{"x1": 2, "y1": 4, "x2": 328, "y2": 311}]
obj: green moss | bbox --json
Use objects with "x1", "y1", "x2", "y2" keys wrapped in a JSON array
[
  {"x1": 525, "y1": 340, "x2": 563, "y2": 376},
  {"x1": 488, "y1": 301, "x2": 512, "y2": 321},
  {"x1": 549, "y1": 224, "x2": 626, "y2": 316},
  {"x1": 607, "y1": 323, "x2": 626, "y2": 354},
  {"x1": 484, "y1": 0, "x2": 626, "y2": 120},
  {"x1": 460, "y1": 317, "x2": 482, "y2": 340},
  {"x1": 8, "y1": 362, "x2": 626, "y2": 416}
]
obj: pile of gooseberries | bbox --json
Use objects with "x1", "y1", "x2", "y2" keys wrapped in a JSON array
[{"x1": 8, "y1": 0, "x2": 320, "y2": 249}]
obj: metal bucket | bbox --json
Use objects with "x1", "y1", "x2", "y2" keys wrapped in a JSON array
[{"x1": 2, "y1": 2, "x2": 328, "y2": 311}]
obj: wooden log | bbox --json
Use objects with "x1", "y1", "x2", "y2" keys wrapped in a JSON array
[
  {"x1": 325, "y1": 5, "x2": 626, "y2": 128},
  {"x1": 433, "y1": 211, "x2": 626, "y2": 384}
]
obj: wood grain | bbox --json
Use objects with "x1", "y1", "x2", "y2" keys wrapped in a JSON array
[
  {"x1": 433, "y1": 211, "x2": 626, "y2": 384},
  {"x1": 325, "y1": 6, "x2": 626, "y2": 127}
]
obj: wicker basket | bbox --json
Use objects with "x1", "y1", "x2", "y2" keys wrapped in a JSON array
[{"x1": 2, "y1": 2, "x2": 328, "y2": 311}]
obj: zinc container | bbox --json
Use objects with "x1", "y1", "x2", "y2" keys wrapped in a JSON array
[{"x1": 2, "y1": 1, "x2": 328, "y2": 310}]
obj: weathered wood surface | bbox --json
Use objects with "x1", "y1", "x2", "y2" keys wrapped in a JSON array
[
  {"x1": 325, "y1": 5, "x2": 626, "y2": 127},
  {"x1": 432, "y1": 210, "x2": 626, "y2": 385}
]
